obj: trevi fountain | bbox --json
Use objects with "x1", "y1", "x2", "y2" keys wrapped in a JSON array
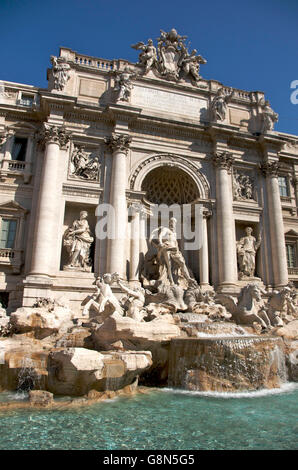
[{"x1": 0, "y1": 28, "x2": 297, "y2": 450}]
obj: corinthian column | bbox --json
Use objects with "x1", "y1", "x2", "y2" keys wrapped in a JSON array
[
  {"x1": 212, "y1": 152, "x2": 238, "y2": 290},
  {"x1": 30, "y1": 124, "x2": 70, "y2": 276},
  {"x1": 105, "y1": 133, "x2": 131, "y2": 278},
  {"x1": 261, "y1": 161, "x2": 288, "y2": 287}
]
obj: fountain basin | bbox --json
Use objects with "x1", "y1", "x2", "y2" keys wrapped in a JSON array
[{"x1": 168, "y1": 336, "x2": 287, "y2": 392}]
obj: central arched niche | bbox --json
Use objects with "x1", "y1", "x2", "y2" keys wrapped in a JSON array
[
  {"x1": 141, "y1": 166, "x2": 200, "y2": 205},
  {"x1": 140, "y1": 165, "x2": 202, "y2": 280}
]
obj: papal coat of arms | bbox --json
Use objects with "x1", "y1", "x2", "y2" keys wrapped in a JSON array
[{"x1": 131, "y1": 28, "x2": 207, "y2": 85}]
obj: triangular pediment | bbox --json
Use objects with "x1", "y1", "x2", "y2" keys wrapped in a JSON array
[
  {"x1": 0, "y1": 200, "x2": 28, "y2": 214},
  {"x1": 285, "y1": 229, "x2": 298, "y2": 237}
]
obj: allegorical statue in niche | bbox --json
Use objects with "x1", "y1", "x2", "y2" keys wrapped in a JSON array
[
  {"x1": 236, "y1": 227, "x2": 262, "y2": 279},
  {"x1": 63, "y1": 211, "x2": 94, "y2": 272},
  {"x1": 149, "y1": 217, "x2": 192, "y2": 286},
  {"x1": 211, "y1": 87, "x2": 234, "y2": 122},
  {"x1": 82, "y1": 273, "x2": 123, "y2": 317},
  {"x1": 114, "y1": 67, "x2": 136, "y2": 101},
  {"x1": 131, "y1": 39, "x2": 158, "y2": 74},
  {"x1": 261, "y1": 99, "x2": 279, "y2": 133},
  {"x1": 50, "y1": 56, "x2": 71, "y2": 91}
]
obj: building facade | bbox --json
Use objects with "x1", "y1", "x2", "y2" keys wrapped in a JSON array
[{"x1": 0, "y1": 29, "x2": 297, "y2": 313}]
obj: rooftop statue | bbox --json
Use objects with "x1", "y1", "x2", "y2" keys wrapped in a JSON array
[
  {"x1": 260, "y1": 99, "x2": 279, "y2": 133},
  {"x1": 131, "y1": 39, "x2": 158, "y2": 74},
  {"x1": 114, "y1": 66, "x2": 136, "y2": 102},
  {"x1": 50, "y1": 56, "x2": 71, "y2": 91},
  {"x1": 131, "y1": 28, "x2": 206, "y2": 85},
  {"x1": 211, "y1": 87, "x2": 234, "y2": 121}
]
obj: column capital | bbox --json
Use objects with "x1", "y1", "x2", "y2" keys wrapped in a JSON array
[
  {"x1": 259, "y1": 160, "x2": 280, "y2": 177},
  {"x1": 202, "y1": 207, "x2": 212, "y2": 219},
  {"x1": 212, "y1": 152, "x2": 235, "y2": 173},
  {"x1": 105, "y1": 133, "x2": 132, "y2": 154},
  {"x1": 38, "y1": 123, "x2": 71, "y2": 149}
]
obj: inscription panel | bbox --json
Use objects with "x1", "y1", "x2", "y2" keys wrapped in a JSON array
[
  {"x1": 131, "y1": 85, "x2": 207, "y2": 119},
  {"x1": 79, "y1": 78, "x2": 106, "y2": 98}
]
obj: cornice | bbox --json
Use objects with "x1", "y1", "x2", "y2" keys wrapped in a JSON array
[{"x1": 62, "y1": 183, "x2": 102, "y2": 199}]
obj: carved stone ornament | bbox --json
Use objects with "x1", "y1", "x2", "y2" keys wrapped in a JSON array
[
  {"x1": 114, "y1": 67, "x2": 136, "y2": 102},
  {"x1": 211, "y1": 87, "x2": 234, "y2": 122},
  {"x1": 131, "y1": 28, "x2": 206, "y2": 85},
  {"x1": 39, "y1": 124, "x2": 71, "y2": 149},
  {"x1": 233, "y1": 171, "x2": 254, "y2": 201},
  {"x1": 70, "y1": 146, "x2": 100, "y2": 181},
  {"x1": 212, "y1": 152, "x2": 235, "y2": 173},
  {"x1": 104, "y1": 133, "x2": 132, "y2": 153},
  {"x1": 260, "y1": 161, "x2": 280, "y2": 177},
  {"x1": 50, "y1": 56, "x2": 71, "y2": 91}
]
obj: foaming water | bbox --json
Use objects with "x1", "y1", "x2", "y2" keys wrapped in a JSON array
[
  {"x1": 195, "y1": 332, "x2": 255, "y2": 338},
  {"x1": 161, "y1": 382, "x2": 298, "y2": 399},
  {"x1": 0, "y1": 391, "x2": 29, "y2": 402}
]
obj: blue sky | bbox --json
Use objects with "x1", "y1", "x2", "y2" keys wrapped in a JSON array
[{"x1": 1, "y1": 0, "x2": 298, "y2": 135}]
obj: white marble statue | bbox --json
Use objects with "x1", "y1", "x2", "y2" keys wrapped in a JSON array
[
  {"x1": 149, "y1": 217, "x2": 192, "y2": 286},
  {"x1": 236, "y1": 227, "x2": 261, "y2": 279},
  {"x1": 217, "y1": 283, "x2": 274, "y2": 329},
  {"x1": 131, "y1": 39, "x2": 157, "y2": 74},
  {"x1": 83, "y1": 273, "x2": 124, "y2": 317},
  {"x1": 131, "y1": 29, "x2": 206, "y2": 85},
  {"x1": 211, "y1": 87, "x2": 234, "y2": 121},
  {"x1": 261, "y1": 100, "x2": 278, "y2": 133},
  {"x1": 114, "y1": 67, "x2": 136, "y2": 101},
  {"x1": 50, "y1": 56, "x2": 71, "y2": 91},
  {"x1": 115, "y1": 275, "x2": 146, "y2": 322},
  {"x1": 267, "y1": 286, "x2": 297, "y2": 321},
  {"x1": 63, "y1": 211, "x2": 94, "y2": 272}
]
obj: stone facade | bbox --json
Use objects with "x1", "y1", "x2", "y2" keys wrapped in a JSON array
[{"x1": 0, "y1": 29, "x2": 297, "y2": 314}]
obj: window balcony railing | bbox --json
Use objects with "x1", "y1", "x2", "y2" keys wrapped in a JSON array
[
  {"x1": 0, "y1": 159, "x2": 31, "y2": 183},
  {"x1": 0, "y1": 248, "x2": 22, "y2": 273},
  {"x1": 288, "y1": 267, "x2": 298, "y2": 275}
]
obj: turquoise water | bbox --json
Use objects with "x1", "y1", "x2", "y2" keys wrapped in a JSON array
[{"x1": 0, "y1": 385, "x2": 297, "y2": 450}]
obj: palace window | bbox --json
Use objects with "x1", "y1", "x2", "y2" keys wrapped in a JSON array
[
  {"x1": 278, "y1": 176, "x2": 289, "y2": 197},
  {"x1": 19, "y1": 94, "x2": 34, "y2": 107},
  {"x1": 286, "y1": 243, "x2": 297, "y2": 268},
  {"x1": 11, "y1": 137, "x2": 27, "y2": 161},
  {"x1": 0, "y1": 218, "x2": 17, "y2": 249}
]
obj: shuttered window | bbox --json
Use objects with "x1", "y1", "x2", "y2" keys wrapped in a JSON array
[
  {"x1": 278, "y1": 176, "x2": 289, "y2": 197},
  {"x1": 0, "y1": 219, "x2": 17, "y2": 249},
  {"x1": 286, "y1": 243, "x2": 296, "y2": 268}
]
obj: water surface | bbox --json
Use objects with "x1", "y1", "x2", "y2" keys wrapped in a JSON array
[{"x1": 0, "y1": 385, "x2": 297, "y2": 450}]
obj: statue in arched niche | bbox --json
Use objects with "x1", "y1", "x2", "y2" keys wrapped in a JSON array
[{"x1": 63, "y1": 211, "x2": 94, "y2": 272}]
